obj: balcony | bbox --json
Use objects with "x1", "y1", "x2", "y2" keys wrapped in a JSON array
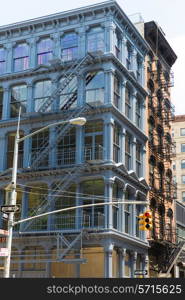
[{"x1": 84, "y1": 144, "x2": 105, "y2": 163}]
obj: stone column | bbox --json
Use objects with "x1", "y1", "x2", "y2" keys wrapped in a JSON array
[
  {"x1": 103, "y1": 117, "x2": 114, "y2": 163},
  {"x1": 104, "y1": 69, "x2": 114, "y2": 105},
  {"x1": 29, "y1": 38, "x2": 36, "y2": 69},
  {"x1": 76, "y1": 126, "x2": 83, "y2": 164},
  {"x1": 121, "y1": 35, "x2": 127, "y2": 66},
  {"x1": 131, "y1": 251, "x2": 137, "y2": 278},
  {"x1": 121, "y1": 128, "x2": 126, "y2": 165},
  {"x1": 78, "y1": 27, "x2": 86, "y2": 58},
  {"x1": 141, "y1": 254, "x2": 149, "y2": 278},
  {"x1": 119, "y1": 248, "x2": 127, "y2": 278},
  {"x1": 49, "y1": 127, "x2": 56, "y2": 168},
  {"x1": 23, "y1": 128, "x2": 30, "y2": 168},
  {"x1": 6, "y1": 43, "x2": 12, "y2": 73},
  {"x1": 27, "y1": 83, "x2": 33, "y2": 113},
  {"x1": 2, "y1": 87, "x2": 10, "y2": 120},
  {"x1": 105, "y1": 19, "x2": 116, "y2": 53},
  {"x1": 104, "y1": 178, "x2": 114, "y2": 229},
  {"x1": 132, "y1": 137, "x2": 137, "y2": 173},
  {"x1": 104, "y1": 243, "x2": 114, "y2": 278}
]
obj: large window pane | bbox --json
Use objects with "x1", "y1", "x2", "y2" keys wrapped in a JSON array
[
  {"x1": 37, "y1": 38, "x2": 53, "y2": 65},
  {"x1": 87, "y1": 28, "x2": 104, "y2": 53},
  {"x1": 86, "y1": 71, "x2": 104, "y2": 106},
  {"x1": 10, "y1": 84, "x2": 27, "y2": 117},
  {"x1": 61, "y1": 33, "x2": 78, "y2": 61},
  {"x1": 34, "y1": 80, "x2": 51, "y2": 112},
  {"x1": 13, "y1": 43, "x2": 29, "y2": 72}
]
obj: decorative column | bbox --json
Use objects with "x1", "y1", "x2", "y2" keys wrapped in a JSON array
[
  {"x1": 132, "y1": 91, "x2": 137, "y2": 125},
  {"x1": 132, "y1": 49, "x2": 138, "y2": 77},
  {"x1": 131, "y1": 251, "x2": 137, "y2": 278},
  {"x1": 27, "y1": 83, "x2": 33, "y2": 113},
  {"x1": 121, "y1": 35, "x2": 127, "y2": 66},
  {"x1": 104, "y1": 178, "x2": 114, "y2": 229},
  {"x1": 103, "y1": 117, "x2": 114, "y2": 163},
  {"x1": 2, "y1": 87, "x2": 10, "y2": 120},
  {"x1": 51, "y1": 78, "x2": 58, "y2": 111},
  {"x1": 132, "y1": 137, "x2": 137, "y2": 173},
  {"x1": 142, "y1": 145, "x2": 146, "y2": 178},
  {"x1": 141, "y1": 254, "x2": 149, "y2": 278},
  {"x1": 121, "y1": 128, "x2": 126, "y2": 165},
  {"x1": 6, "y1": 43, "x2": 12, "y2": 73},
  {"x1": 76, "y1": 126, "x2": 83, "y2": 164},
  {"x1": 105, "y1": 18, "x2": 116, "y2": 53},
  {"x1": 104, "y1": 69, "x2": 114, "y2": 105},
  {"x1": 132, "y1": 192, "x2": 137, "y2": 237},
  {"x1": 121, "y1": 80, "x2": 126, "y2": 114},
  {"x1": 78, "y1": 27, "x2": 86, "y2": 58},
  {"x1": 119, "y1": 248, "x2": 127, "y2": 278},
  {"x1": 29, "y1": 38, "x2": 36, "y2": 69},
  {"x1": 104, "y1": 243, "x2": 114, "y2": 278}
]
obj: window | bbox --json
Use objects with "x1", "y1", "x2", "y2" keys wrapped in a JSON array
[
  {"x1": 136, "y1": 142, "x2": 142, "y2": 177},
  {"x1": 181, "y1": 160, "x2": 185, "y2": 169},
  {"x1": 54, "y1": 184, "x2": 76, "y2": 229},
  {"x1": 10, "y1": 84, "x2": 27, "y2": 118},
  {"x1": 0, "y1": 48, "x2": 6, "y2": 74},
  {"x1": 125, "y1": 86, "x2": 131, "y2": 119},
  {"x1": 126, "y1": 44, "x2": 132, "y2": 70},
  {"x1": 124, "y1": 190, "x2": 131, "y2": 234},
  {"x1": 86, "y1": 71, "x2": 104, "y2": 106},
  {"x1": 59, "y1": 76, "x2": 77, "y2": 109},
  {"x1": 113, "y1": 76, "x2": 121, "y2": 109},
  {"x1": 13, "y1": 43, "x2": 29, "y2": 72},
  {"x1": 0, "y1": 88, "x2": 3, "y2": 119},
  {"x1": 115, "y1": 31, "x2": 121, "y2": 59},
  {"x1": 61, "y1": 33, "x2": 78, "y2": 61},
  {"x1": 136, "y1": 55, "x2": 142, "y2": 83},
  {"x1": 181, "y1": 144, "x2": 185, "y2": 152},
  {"x1": 82, "y1": 180, "x2": 104, "y2": 227},
  {"x1": 57, "y1": 127, "x2": 76, "y2": 165},
  {"x1": 7, "y1": 132, "x2": 24, "y2": 169},
  {"x1": 84, "y1": 121, "x2": 103, "y2": 161},
  {"x1": 125, "y1": 132, "x2": 132, "y2": 170},
  {"x1": 34, "y1": 80, "x2": 51, "y2": 112},
  {"x1": 31, "y1": 129, "x2": 49, "y2": 168},
  {"x1": 182, "y1": 176, "x2": 185, "y2": 184},
  {"x1": 87, "y1": 27, "x2": 104, "y2": 53},
  {"x1": 136, "y1": 97, "x2": 141, "y2": 128},
  {"x1": 113, "y1": 124, "x2": 121, "y2": 163},
  {"x1": 172, "y1": 163, "x2": 176, "y2": 170},
  {"x1": 37, "y1": 38, "x2": 53, "y2": 65},
  {"x1": 182, "y1": 192, "x2": 185, "y2": 202},
  {"x1": 180, "y1": 128, "x2": 185, "y2": 136}
]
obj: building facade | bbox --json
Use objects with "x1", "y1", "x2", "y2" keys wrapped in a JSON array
[
  {"x1": 144, "y1": 21, "x2": 178, "y2": 277},
  {"x1": 0, "y1": 1, "x2": 149, "y2": 278},
  {"x1": 172, "y1": 115, "x2": 185, "y2": 203}
]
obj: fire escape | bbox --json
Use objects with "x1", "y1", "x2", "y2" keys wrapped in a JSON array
[
  {"x1": 148, "y1": 56, "x2": 179, "y2": 276},
  {"x1": 11, "y1": 51, "x2": 105, "y2": 270}
]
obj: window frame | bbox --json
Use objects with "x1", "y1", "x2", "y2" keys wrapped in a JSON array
[
  {"x1": 61, "y1": 33, "x2": 78, "y2": 62},
  {"x1": 37, "y1": 38, "x2": 53, "y2": 65},
  {"x1": 13, "y1": 43, "x2": 29, "y2": 72}
]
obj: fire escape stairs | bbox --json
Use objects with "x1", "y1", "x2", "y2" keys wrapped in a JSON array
[
  {"x1": 22, "y1": 163, "x2": 90, "y2": 232},
  {"x1": 159, "y1": 241, "x2": 185, "y2": 277}
]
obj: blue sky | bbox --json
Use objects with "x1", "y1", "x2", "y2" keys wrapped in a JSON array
[{"x1": 0, "y1": 0, "x2": 184, "y2": 114}]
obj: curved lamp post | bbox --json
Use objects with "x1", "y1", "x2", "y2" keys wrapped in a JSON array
[{"x1": 3, "y1": 109, "x2": 86, "y2": 278}]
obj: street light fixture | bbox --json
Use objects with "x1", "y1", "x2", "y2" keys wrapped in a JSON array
[{"x1": 3, "y1": 109, "x2": 86, "y2": 278}]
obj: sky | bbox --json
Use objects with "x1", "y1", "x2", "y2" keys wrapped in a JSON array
[{"x1": 0, "y1": 0, "x2": 184, "y2": 115}]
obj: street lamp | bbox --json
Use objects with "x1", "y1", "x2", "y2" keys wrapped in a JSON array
[{"x1": 3, "y1": 109, "x2": 86, "y2": 278}]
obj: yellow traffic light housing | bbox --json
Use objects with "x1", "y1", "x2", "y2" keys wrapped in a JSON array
[{"x1": 138, "y1": 211, "x2": 152, "y2": 230}]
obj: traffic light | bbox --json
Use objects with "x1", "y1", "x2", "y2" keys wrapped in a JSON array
[{"x1": 138, "y1": 211, "x2": 152, "y2": 230}]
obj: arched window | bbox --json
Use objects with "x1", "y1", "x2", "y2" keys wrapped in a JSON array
[
  {"x1": 7, "y1": 131, "x2": 24, "y2": 169},
  {"x1": 87, "y1": 27, "x2": 104, "y2": 53},
  {"x1": 0, "y1": 47, "x2": 6, "y2": 74},
  {"x1": 13, "y1": 43, "x2": 29, "y2": 72},
  {"x1": 86, "y1": 71, "x2": 104, "y2": 106},
  {"x1": 125, "y1": 85, "x2": 132, "y2": 119},
  {"x1": 61, "y1": 33, "x2": 78, "y2": 61},
  {"x1": 54, "y1": 184, "x2": 76, "y2": 230},
  {"x1": 136, "y1": 96, "x2": 142, "y2": 128},
  {"x1": 37, "y1": 38, "x2": 53, "y2": 65},
  {"x1": 113, "y1": 75, "x2": 121, "y2": 109},
  {"x1": 27, "y1": 183, "x2": 48, "y2": 230},
  {"x1": 10, "y1": 84, "x2": 27, "y2": 118},
  {"x1": 34, "y1": 80, "x2": 52, "y2": 112},
  {"x1": 125, "y1": 132, "x2": 132, "y2": 170}
]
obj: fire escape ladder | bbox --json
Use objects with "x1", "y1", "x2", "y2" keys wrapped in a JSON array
[
  {"x1": 30, "y1": 104, "x2": 90, "y2": 169},
  {"x1": 160, "y1": 241, "x2": 185, "y2": 276},
  {"x1": 56, "y1": 232, "x2": 83, "y2": 260},
  {"x1": 38, "y1": 52, "x2": 96, "y2": 113},
  {"x1": 22, "y1": 163, "x2": 88, "y2": 231}
]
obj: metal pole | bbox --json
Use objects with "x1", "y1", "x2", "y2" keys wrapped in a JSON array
[{"x1": 3, "y1": 108, "x2": 21, "y2": 278}]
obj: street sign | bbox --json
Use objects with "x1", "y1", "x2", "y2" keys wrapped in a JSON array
[
  {"x1": 0, "y1": 248, "x2": 8, "y2": 257},
  {"x1": 0, "y1": 229, "x2": 9, "y2": 236},
  {"x1": 134, "y1": 270, "x2": 148, "y2": 276},
  {"x1": 0, "y1": 205, "x2": 20, "y2": 213}
]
